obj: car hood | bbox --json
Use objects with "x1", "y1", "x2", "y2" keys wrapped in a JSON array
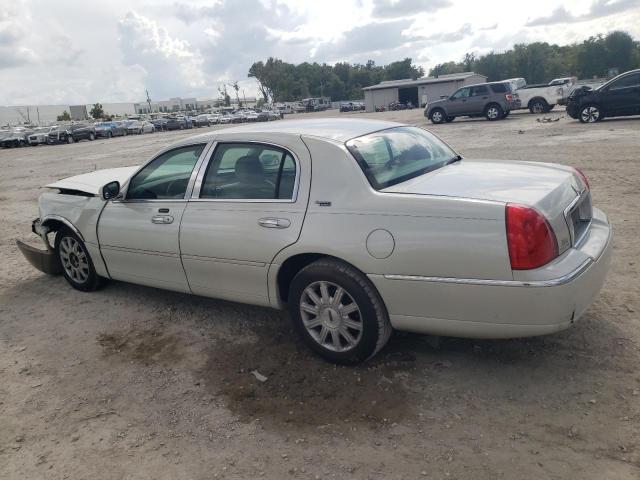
[
  {"x1": 382, "y1": 159, "x2": 581, "y2": 220},
  {"x1": 426, "y1": 98, "x2": 447, "y2": 109},
  {"x1": 46, "y1": 166, "x2": 139, "y2": 195}
]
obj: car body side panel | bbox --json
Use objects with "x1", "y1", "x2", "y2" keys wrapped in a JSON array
[{"x1": 269, "y1": 136, "x2": 512, "y2": 306}]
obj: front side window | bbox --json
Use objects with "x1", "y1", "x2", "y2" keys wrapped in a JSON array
[
  {"x1": 200, "y1": 143, "x2": 297, "y2": 200},
  {"x1": 346, "y1": 127, "x2": 458, "y2": 190},
  {"x1": 609, "y1": 73, "x2": 640, "y2": 90},
  {"x1": 451, "y1": 87, "x2": 471, "y2": 99},
  {"x1": 127, "y1": 144, "x2": 205, "y2": 200}
]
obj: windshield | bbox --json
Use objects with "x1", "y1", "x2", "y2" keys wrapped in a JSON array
[{"x1": 346, "y1": 126, "x2": 458, "y2": 190}]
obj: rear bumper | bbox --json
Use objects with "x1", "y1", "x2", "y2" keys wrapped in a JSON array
[{"x1": 369, "y1": 209, "x2": 613, "y2": 338}]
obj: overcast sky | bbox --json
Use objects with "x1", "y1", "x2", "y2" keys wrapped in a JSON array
[{"x1": 1, "y1": 0, "x2": 639, "y2": 106}]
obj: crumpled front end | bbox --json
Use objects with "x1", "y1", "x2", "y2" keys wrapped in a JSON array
[{"x1": 16, "y1": 219, "x2": 62, "y2": 275}]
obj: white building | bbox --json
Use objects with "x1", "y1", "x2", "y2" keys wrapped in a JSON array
[{"x1": 362, "y1": 72, "x2": 488, "y2": 112}]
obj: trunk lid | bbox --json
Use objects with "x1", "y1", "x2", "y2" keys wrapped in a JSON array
[
  {"x1": 46, "y1": 166, "x2": 139, "y2": 196},
  {"x1": 383, "y1": 159, "x2": 591, "y2": 253}
]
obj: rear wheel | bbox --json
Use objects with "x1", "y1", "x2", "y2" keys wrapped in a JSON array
[
  {"x1": 288, "y1": 259, "x2": 392, "y2": 364},
  {"x1": 529, "y1": 99, "x2": 549, "y2": 114},
  {"x1": 579, "y1": 104, "x2": 602, "y2": 123},
  {"x1": 55, "y1": 228, "x2": 105, "y2": 292},
  {"x1": 485, "y1": 103, "x2": 503, "y2": 120},
  {"x1": 430, "y1": 109, "x2": 445, "y2": 124}
]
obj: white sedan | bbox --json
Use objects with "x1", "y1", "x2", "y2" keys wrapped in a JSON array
[{"x1": 17, "y1": 119, "x2": 612, "y2": 364}]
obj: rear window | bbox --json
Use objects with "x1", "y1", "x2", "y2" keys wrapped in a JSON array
[
  {"x1": 346, "y1": 126, "x2": 458, "y2": 190},
  {"x1": 489, "y1": 83, "x2": 508, "y2": 93}
]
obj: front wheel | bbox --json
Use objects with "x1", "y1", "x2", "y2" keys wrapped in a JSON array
[
  {"x1": 288, "y1": 259, "x2": 392, "y2": 364},
  {"x1": 429, "y1": 109, "x2": 446, "y2": 124},
  {"x1": 55, "y1": 228, "x2": 105, "y2": 292},
  {"x1": 485, "y1": 104, "x2": 503, "y2": 120},
  {"x1": 579, "y1": 104, "x2": 602, "y2": 123}
]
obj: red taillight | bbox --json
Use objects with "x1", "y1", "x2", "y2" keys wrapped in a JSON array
[
  {"x1": 506, "y1": 204, "x2": 559, "y2": 270},
  {"x1": 505, "y1": 93, "x2": 513, "y2": 101},
  {"x1": 573, "y1": 167, "x2": 590, "y2": 191}
]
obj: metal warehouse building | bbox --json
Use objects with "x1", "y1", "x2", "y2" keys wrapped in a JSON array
[{"x1": 363, "y1": 72, "x2": 487, "y2": 112}]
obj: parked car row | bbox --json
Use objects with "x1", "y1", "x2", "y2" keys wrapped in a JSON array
[
  {"x1": 340, "y1": 102, "x2": 365, "y2": 112},
  {"x1": 1, "y1": 109, "x2": 285, "y2": 149}
]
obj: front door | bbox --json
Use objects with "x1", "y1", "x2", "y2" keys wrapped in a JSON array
[
  {"x1": 468, "y1": 84, "x2": 490, "y2": 115},
  {"x1": 602, "y1": 72, "x2": 640, "y2": 116},
  {"x1": 98, "y1": 143, "x2": 208, "y2": 292},
  {"x1": 180, "y1": 140, "x2": 310, "y2": 306},
  {"x1": 447, "y1": 87, "x2": 471, "y2": 115}
]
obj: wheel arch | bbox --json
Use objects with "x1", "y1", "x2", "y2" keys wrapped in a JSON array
[
  {"x1": 527, "y1": 96, "x2": 548, "y2": 109},
  {"x1": 41, "y1": 215, "x2": 85, "y2": 241},
  {"x1": 274, "y1": 252, "x2": 380, "y2": 306}
]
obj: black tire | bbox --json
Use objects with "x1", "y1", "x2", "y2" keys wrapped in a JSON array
[
  {"x1": 578, "y1": 104, "x2": 603, "y2": 123},
  {"x1": 55, "y1": 228, "x2": 105, "y2": 292},
  {"x1": 502, "y1": 111, "x2": 510, "y2": 118},
  {"x1": 89, "y1": 133, "x2": 95, "y2": 141},
  {"x1": 485, "y1": 103, "x2": 503, "y2": 121},
  {"x1": 445, "y1": 116, "x2": 455, "y2": 122},
  {"x1": 288, "y1": 258, "x2": 392, "y2": 364},
  {"x1": 67, "y1": 136, "x2": 74, "y2": 144},
  {"x1": 529, "y1": 99, "x2": 548, "y2": 114},
  {"x1": 546, "y1": 104, "x2": 555, "y2": 112},
  {"x1": 107, "y1": 131, "x2": 112, "y2": 138},
  {"x1": 429, "y1": 108, "x2": 446, "y2": 124}
]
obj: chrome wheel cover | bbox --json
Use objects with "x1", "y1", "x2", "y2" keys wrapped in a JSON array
[
  {"x1": 59, "y1": 236, "x2": 89, "y2": 284},
  {"x1": 431, "y1": 111, "x2": 443, "y2": 122},
  {"x1": 532, "y1": 102, "x2": 544, "y2": 113},
  {"x1": 581, "y1": 106, "x2": 600, "y2": 123},
  {"x1": 487, "y1": 107, "x2": 499, "y2": 119},
  {"x1": 300, "y1": 281, "x2": 363, "y2": 352}
]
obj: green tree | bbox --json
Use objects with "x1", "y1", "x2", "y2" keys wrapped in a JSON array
[
  {"x1": 90, "y1": 103, "x2": 104, "y2": 119},
  {"x1": 57, "y1": 110, "x2": 71, "y2": 121},
  {"x1": 605, "y1": 31, "x2": 636, "y2": 72}
]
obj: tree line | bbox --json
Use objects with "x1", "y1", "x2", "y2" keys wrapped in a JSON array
[
  {"x1": 247, "y1": 31, "x2": 639, "y2": 103},
  {"x1": 248, "y1": 58, "x2": 424, "y2": 103},
  {"x1": 430, "y1": 31, "x2": 640, "y2": 84}
]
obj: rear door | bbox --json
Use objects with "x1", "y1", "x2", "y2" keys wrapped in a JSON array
[
  {"x1": 601, "y1": 72, "x2": 640, "y2": 116},
  {"x1": 468, "y1": 84, "x2": 490, "y2": 114},
  {"x1": 180, "y1": 138, "x2": 310, "y2": 306},
  {"x1": 98, "y1": 143, "x2": 209, "y2": 292}
]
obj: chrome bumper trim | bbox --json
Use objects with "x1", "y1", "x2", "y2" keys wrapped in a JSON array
[{"x1": 383, "y1": 258, "x2": 593, "y2": 288}]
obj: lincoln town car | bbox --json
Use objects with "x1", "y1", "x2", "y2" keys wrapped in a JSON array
[{"x1": 17, "y1": 119, "x2": 612, "y2": 364}]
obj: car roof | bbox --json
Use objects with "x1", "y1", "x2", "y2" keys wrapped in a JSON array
[{"x1": 184, "y1": 118, "x2": 404, "y2": 144}]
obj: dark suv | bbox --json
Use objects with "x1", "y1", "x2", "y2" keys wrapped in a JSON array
[
  {"x1": 566, "y1": 69, "x2": 640, "y2": 123},
  {"x1": 425, "y1": 82, "x2": 520, "y2": 123},
  {"x1": 48, "y1": 124, "x2": 96, "y2": 144}
]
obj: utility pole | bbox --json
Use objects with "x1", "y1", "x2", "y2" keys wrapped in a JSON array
[
  {"x1": 37, "y1": 107, "x2": 40, "y2": 125},
  {"x1": 243, "y1": 89, "x2": 247, "y2": 106},
  {"x1": 146, "y1": 89, "x2": 152, "y2": 114}
]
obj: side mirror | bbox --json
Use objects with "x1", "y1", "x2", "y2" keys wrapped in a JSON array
[
  {"x1": 101, "y1": 181, "x2": 120, "y2": 201},
  {"x1": 440, "y1": 95, "x2": 448, "y2": 99}
]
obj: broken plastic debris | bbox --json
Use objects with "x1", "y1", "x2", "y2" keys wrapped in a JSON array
[{"x1": 251, "y1": 370, "x2": 268, "y2": 382}]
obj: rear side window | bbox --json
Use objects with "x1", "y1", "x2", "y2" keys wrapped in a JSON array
[
  {"x1": 346, "y1": 127, "x2": 458, "y2": 190},
  {"x1": 200, "y1": 143, "x2": 297, "y2": 200},
  {"x1": 489, "y1": 83, "x2": 508, "y2": 93},
  {"x1": 471, "y1": 85, "x2": 489, "y2": 96}
]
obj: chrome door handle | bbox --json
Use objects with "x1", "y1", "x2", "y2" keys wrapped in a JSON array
[
  {"x1": 151, "y1": 215, "x2": 174, "y2": 224},
  {"x1": 258, "y1": 218, "x2": 290, "y2": 229}
]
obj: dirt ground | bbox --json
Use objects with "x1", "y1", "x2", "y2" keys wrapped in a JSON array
[{"x1": 1, "y1": 108, "x2": 639, "y2": 480}]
